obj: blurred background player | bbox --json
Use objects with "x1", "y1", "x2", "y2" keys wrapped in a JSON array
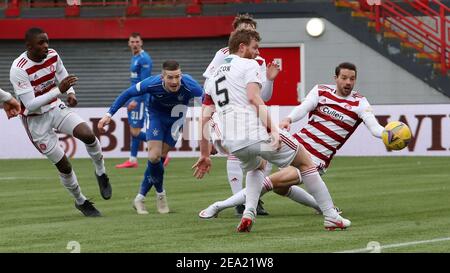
[
  {"x1": 0, "y1": 88, "x2": 21, "y2": 119},
  {"x1": 194, "y1": 29, "x2": 350, "y2": 232},
  {"x1": 116, "y1": 32, "x2": 154, "y2": 169},
  {"x1": 98, "y1": 60, "x2": 203, "y2": 215},
  {"x1": 203, "y1": 13, "x2": 281, "y2": 216},
  {"x1": 9, "y1": 28, "x2": 111, "y2": 217},
  {"x1": 200, "y1": 62, "x2": 387, "y2": 220}
]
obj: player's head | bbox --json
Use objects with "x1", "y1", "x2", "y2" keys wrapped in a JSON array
[
  {"x1": 25, "y1": 27, "x2": 49, "y2": 62},
  {"x1": 162, "y1": 60, "x2": 182, "y2": 92},
  {"x1": 128, "y1": 32, "x2": 143, "y2": 55},
  {"x1": 232, "y1": 13, "x2": 257, "y2": 31},
  {"x1": 334, "y1": 62, "x2": 357, "y2": 97},
  {"x1": 228, "y1": 29, "x2": 261, "y2": 59}
]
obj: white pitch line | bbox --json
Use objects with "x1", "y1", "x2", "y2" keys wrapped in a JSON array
[
  {"x1": 0, "y1": 176, "x2": 53, "y2": 181},
  {"x1": 336, "y1": 237, "x2": 450, "y2": 253}
]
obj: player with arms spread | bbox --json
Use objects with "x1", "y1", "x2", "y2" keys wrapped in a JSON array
[{"x1": 98, "y1": 60, "x2": 203, "y2": 215}]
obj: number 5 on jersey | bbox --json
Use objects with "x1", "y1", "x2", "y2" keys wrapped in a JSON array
[{"x1": 215, "y1": 76, "x2": 229, "y2": 107}]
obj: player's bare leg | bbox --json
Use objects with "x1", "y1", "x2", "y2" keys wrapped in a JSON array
[
  {"x1": 269, "y1": 167, "x2": 321, "y2": 212},
  {"x1": 73, "y1": 122, "x2": 111, "y2": 200}
]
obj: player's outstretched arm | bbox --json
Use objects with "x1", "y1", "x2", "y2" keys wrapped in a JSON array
[{"x1": 192, "y1": 103, "x2": 215, "y2": 179}]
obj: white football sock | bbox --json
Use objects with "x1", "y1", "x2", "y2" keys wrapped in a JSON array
[
  {"x1": 59, "y1": 171, "x2": 86, "y2": 205},
  {"x1": 227, "y1": 157, "x2": 243, "y2": 194},
  {"x1": 135, "y1": 193, "x2": 145, "y2": 202},
  {"x1": 243, "y1": 169, "x2": 264, "y2": 218},
  {"x1": 216, "y1": 189, "x2": 246, "y2": 210},
  {"x1": 261, "y1": 176, "x2": 273, "y2": 196},
  {"x1": 286, "y1": 186, "x2": 320, "y2": 211},
  {"x1": 129, "y1": 156, "x2": 137, "y2": 163},
  {"x1": 301, "y1": 167, "x2": 337, "y2": 218},
  {"x1": 215, "y1": 176, "x2": 273, "y2": 212},
  {"x1": 85, "y1": 138, "x2": 106, "y2": 176}
]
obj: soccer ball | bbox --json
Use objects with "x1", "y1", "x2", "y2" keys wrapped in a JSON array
[{"x1": 381, "y1": 121, "x2": 412, "y2": 150}]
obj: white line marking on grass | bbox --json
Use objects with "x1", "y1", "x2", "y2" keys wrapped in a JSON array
[
  {"x1": 336, "y1": 237, "x2": 450, "y2": 253},
  {"x1": 0, "y1": 177, "x2": 52, "y2": 181}
]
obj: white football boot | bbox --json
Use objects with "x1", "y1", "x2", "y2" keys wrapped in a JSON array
[
  {"x1": 156, "y1": 192, "x2": 170, "y2": 214},
  {"x1": 199, "y1": 202, "x2": 221, "y2": 219},
  {"x1": 133, "y1": 199, "x2": 149, "y2": 215},
  {"x1": 324, "y1": 214, "x2": 351, "y2": 231}
]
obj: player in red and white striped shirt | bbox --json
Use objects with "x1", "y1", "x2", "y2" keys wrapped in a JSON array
[
  {"x1": 199, "y1": 63, "x2": 385, "y2": 228},
  {"x1": 9, "y1": 28, "x2": 111, "y2": 217}
]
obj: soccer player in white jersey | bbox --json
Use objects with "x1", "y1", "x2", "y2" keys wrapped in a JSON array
[
  {"x1": 203, "y1": 13, "x2": 281, "y2": 216},
  {"x1": 9, "y1": 28, "x2": 112, "y2": 217},
  {"x1": 193, "y1": 29, "x2": 351, "y2": 232},
  {"x1": 199, "y1": 62, "x2": 387, "y2": 219},
  {"x1": 0, "y1": 88, "x2": 21, "y2": 119}
]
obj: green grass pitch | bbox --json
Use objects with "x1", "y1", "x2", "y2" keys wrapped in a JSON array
[{"x1": 0, "y1": 156, "x2": 449, "y2": 253}]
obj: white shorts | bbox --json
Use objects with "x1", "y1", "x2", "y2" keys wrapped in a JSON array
[
  {"x1": 233, "y1": 131, "x2": 300, "y2": 173},
  {"x1": 21, "y1": 103, "x2": 84, "y2": 160}
]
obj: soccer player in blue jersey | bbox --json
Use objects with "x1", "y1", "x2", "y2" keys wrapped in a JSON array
[
  {"x1": 98, "y1": 60, "x2": 204, "y2": 214},
  {"x1": 116, "y1": 33, "x2": 153, "y2": 169}
]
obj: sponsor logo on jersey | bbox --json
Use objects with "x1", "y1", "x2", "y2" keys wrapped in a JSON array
[{"x1": 319, "y1": 106, "x2": 344, "y2": 121}]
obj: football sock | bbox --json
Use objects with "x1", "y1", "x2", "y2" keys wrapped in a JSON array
[
  {"x1": 130, "y1": 136, "x2": 140, "y2": 159},
  {"x1": 261, "y1": 176, "x2": 274, "y2": 195},
  {"x1": 286, "y1": 186, "x2": 320, "y2": 211},
  {"x1": 85, "y1": 138, "x2": 105, "y2": 176},
  {"x1": 135, "y1": 193, "x2": 145, "y2": 202},
  {"x1": 139, "y1": 163, "x2": 153, "y2": 196},
  {"x1": 59, "y1": 171, "x2": 86, "y2": 205},
  {"x1": 227, "y1": 157, "x2": 243, "y2": 194},
  {"x1": 129, "y1": 156, "x2": 137, "y2": 163},
  {"x1": 301, "y1": 167, "x2": 337, "y2": 218},
  {"x1": 242, "y1": 169, "x2": 264, "y2": 217},
  {"x1": 216, "y1": 189, "x2": 246, "y2": 210},
  {"x1": 148, "y1": 160, "x2": 164, "y2": 193}
]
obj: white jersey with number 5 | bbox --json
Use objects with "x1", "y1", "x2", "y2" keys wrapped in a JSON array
[{"x1": 205, "y1": 54, "x2": 268, "y2": 153}]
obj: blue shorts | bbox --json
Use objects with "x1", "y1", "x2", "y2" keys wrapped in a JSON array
[
  {"x1": 127, "y1": 95, "x2": 148, "y2": 128},
  {"x1": 146, "y1": 112, "x2": 184, "y2": 147}
]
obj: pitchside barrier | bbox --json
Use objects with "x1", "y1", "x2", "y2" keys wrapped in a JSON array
[{"x1": 0, "y1": 104, "x2": 449, "y2": 159}]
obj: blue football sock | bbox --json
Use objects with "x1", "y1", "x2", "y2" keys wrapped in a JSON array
[
  {"x1": 130, "y1": 136, "x2": 140, "y2": 158},
  {"x1": 148, "y1": 160, "x2": 164, "y2": 193},
  {"x1": 139, "y1": 164, "x2": 153, "y2": 196}
]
